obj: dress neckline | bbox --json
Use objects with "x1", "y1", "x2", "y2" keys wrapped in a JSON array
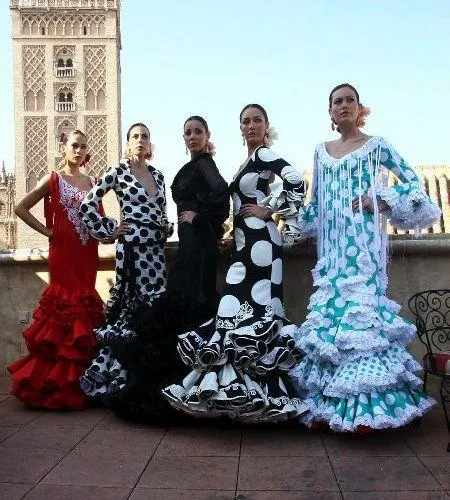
[
  {"x1": 322, "y1": 136, "x2": 376, "y2": 161},
  {"x1": 56, "y1": 171, "x2": 92, "y2": 194}
]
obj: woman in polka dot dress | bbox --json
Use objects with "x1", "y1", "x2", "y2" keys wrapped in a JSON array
[
  {"x1": 288, "y1": 84, "x2": 441, "y2": 432},
  {"x1": 80, "y1": 123, "x2": 174, "y2": 415},
  {"x1": 163, "y1": 104, "x2": 309, "y2": 422}
]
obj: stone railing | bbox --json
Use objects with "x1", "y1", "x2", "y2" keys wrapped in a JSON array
[
  {"x1": 55, "y1": 101, "x2": 76, "y2": 112},
  {"x1": 0, "y1": 236, "x2": 449, "y2": 374},
  {"x1": 10, "y1": 0, "x2": 118, "y2": 9},
  {"x1": 54, "y1": 67, "x2": 76, "y2": 78}
]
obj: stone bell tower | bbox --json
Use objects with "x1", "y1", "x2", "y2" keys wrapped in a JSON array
[{"x1": 10, "y1": 0, "x2": 121, "y2": 249}]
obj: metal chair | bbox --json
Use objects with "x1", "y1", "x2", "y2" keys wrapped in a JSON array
[{"x1": 408, "y1": 289, "x2": 450, "y2": 433}]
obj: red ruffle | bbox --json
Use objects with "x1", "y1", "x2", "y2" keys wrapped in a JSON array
[{"x1": 8, "y1": 283, "x2": 104, "y2": 410}]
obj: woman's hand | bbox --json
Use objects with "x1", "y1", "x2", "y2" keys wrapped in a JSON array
[
  {"x1": 178, "y1": 210, "x2": 197, "y2": 225},
  {"x1": 352, "y1": 195, "x2": 390, "y2": 214},
  {"x1": 352, "y1": 194, "x2": 374, "y2": 213},
  {"x1": 238, "y1": 204, "x2": 272, "y2": 220},
  {"x1": 110, "y1": 221, "x2": 131, "y2": 241}
]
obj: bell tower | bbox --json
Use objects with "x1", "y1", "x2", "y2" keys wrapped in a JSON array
[{"x1": 10, "y1": 0, "x2": 121, "y2": 248}]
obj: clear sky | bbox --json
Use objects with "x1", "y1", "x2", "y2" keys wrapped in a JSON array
[{"x1": 1, "y1": 0, "x2": 449, "y2": 220}]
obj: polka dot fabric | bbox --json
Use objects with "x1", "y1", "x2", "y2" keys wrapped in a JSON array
[
  {"x1": 80, "y1": 160, "x2": 173, "y2": 402},
  {"x1": 289, "y1": 137, "x2": 440, "y2": 431},
  {"x1": 163, "y1": 146, "x2": 309, "y2": 422}
]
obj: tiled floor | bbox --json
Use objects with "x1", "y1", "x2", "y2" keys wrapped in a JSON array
[{"x1": 0, "y1": 377, "x2": 448, "y2": 500}]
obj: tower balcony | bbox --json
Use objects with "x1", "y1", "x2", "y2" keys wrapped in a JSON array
[
  {"x1": 54, "y1": 66, "x2": 76, "y2": 78},
  {"x1": 55, "y1": 101, "x2": 76, "y2": 112}
]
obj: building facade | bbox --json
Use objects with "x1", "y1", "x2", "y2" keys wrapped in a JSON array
[
  {"x1": 9, "y1": 0, "x2": 121, "y2": 248},
  {"x1": 0, "y1": 163, "x2": 16, "y2": 250}
]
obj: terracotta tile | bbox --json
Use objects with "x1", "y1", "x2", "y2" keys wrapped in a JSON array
[
  {"x1": 332, "y1": 456, "x2": 441, "y2": 491},
  {"x1": 236, "y1": 492, "x2": 342, "y2": 500},
  {"x1": 96, "y1": 412, "x2": 163, "y2": 430},
  {"x1": 24, "y1": 485, "x2": 131, "y2": 500},
  {"x1": 138, "y1": 456, "x2": 238, "y2": 490},
  {"x1": 343, "y1": 492, "x2": 448, "y2": 500},
  {"x1": 401, "y1": 424, "x2": 450, "y2": 457},
  {"x1": 0, "y1": 397, "x2": 42, "y2": 426},
  {"x1": 323, "y1": 431, "x2": 413, "y2": 457},
  {"x1": 0, "y1": 483, "x2": 33, "y2": 500},
  {"x1": 42, "y1": 449, "x2": 149, "y2": 487},
  {"x1": 241, "y1": 428, "x2": 326, "y2": 457},
  {"x1": 238, "y1": 456, "x2": 338, "y2": 491},
  {"x1": 130, "y1": 490, "x2": 234, "y2": 500},
  {"x1": 27, "y1": 406, "x2": 109, "y2": 429},
  {"x1": 156, "y1": 427, "x2": 241, "y2": 457},
  {"x1": 0, "y1": 377, "x2": 11, "y2": 394},
  {"x1": 73, "y1": 428, "x2": 164, "y2": 456},
  {"x1": 0, "y1": 426, "x2": 89, "y2": 453},
  {"x1": 421, "y1": 456, "x2": 450, "y2": 490},
  {"x1": 0, "y1": 449, "x2": 64, "y2": 483},
  {"x1": 0, "y1": 426, "x2": 18, "y2": 443}
]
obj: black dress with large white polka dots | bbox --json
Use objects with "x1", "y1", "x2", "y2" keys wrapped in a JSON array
[
  {"x1": 163, "y1": 146, "x2": 310, "y2": 422},
  {"x1": 79, "y1": 159, "x2": 175, "y2": 417}
]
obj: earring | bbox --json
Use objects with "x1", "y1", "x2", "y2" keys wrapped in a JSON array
[
  {"x1": 62, "y1": 151, "x2": 66, "y2": 157},
  {"x1": 331, "y1": 121, "x2": 336, "y2": 131},
  {"x1": 242, "y1": 137, "x2": 245, "y2": 146},
  {"x1": 185, "y1": 147, "x2": 189, "y2": 155}
]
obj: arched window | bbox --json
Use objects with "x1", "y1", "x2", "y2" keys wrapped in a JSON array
[
  {"x1": 66, "y1": 93, "x2": 73, "y2": 102},
  {"x1": 41, "y1": 27, "x2": 45, "y2": 35},
  {"x1": 66, "y1": 58, "x2": 73, "y2": 67},
  {"x1": 57, "y1": 58, "x2": 64, "y2": 67},
  {"x1": 58, "y1": 92, "x2": 66, "y2": 102},
  {"x1": 83, "y1": 26, "x2": 87, "y2": 35}
]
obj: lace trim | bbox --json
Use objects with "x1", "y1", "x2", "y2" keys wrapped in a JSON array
[
  {"x1": 57, "y1": 173, "x2": 92, "y2": 245},
  {"x1": 316, "y1": 136, "x2": 384, "y2": 167}
]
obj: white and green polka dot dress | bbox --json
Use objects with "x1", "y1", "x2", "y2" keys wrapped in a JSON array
[{"x1": 288, "y1": 136, "x2": 441, "y2": 431}]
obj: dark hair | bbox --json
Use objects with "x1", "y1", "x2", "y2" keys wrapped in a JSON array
[
  {"x1": 183, "y1": 115, "x2": 209, "y2": 133},
  {"x1": 126, "y1": 122, "x2": 150, "y2": 141},
  {"x1": 239, "y1": 103, "x2": 269, "y2": 123},
  {"x1": 328, "y1": 83, "x2": 360, "y2": 108},
  {"x1": 63, "y1": 129, "x2": 87, "y2": 144}
]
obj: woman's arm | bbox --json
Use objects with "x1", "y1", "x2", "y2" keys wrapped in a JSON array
[{"x1": 15, "y1": 174, "x2": 52, "y2": 238}]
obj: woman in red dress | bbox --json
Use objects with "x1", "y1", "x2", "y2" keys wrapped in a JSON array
[{"x1": 8, "y1": 130, "x2": 104, "y2": 410}]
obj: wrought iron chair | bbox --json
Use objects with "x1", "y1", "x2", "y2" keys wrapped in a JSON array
[{"x1": 408, "y1": 289, "x2": 450, "y2": 432}]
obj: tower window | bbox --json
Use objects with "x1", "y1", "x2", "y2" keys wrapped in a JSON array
[
  {"x1": 41, "y1": 27, "x2": 45, "y2": 35},
  {"x1": 83, "y1": 26, "x2": 87, "y2": 35}
]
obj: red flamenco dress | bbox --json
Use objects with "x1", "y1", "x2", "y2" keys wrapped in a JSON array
[{"x1": 8, "y1": 171, "x2": 104, "y2": 410}]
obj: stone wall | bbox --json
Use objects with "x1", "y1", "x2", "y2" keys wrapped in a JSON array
[{"x1": 0, "y1": 237, "x2": 449, "y2": 375}]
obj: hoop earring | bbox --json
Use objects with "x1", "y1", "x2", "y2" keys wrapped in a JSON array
[
  {"x1": 185, "y1": 147, "x2": 189, "y2": 155},
  {"x1": 331, "y1": 121, "x2": 336, "y2": 131},
  {"x1": 62, "y1": 151, "x2": 66, "y2": 157},
  {"x1": 242, "y1": 137, "x2": 245, "y2": 146}
]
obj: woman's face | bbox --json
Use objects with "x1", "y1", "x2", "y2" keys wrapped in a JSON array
[
  {"x1": 329, "y1": 86, "x2": 360, "y2": 128},
  {"x1": 127, "y1": 125, "x2": 151, "y2": 158},
  {"x1": 240, "y1": 107, "x2": 267, "y2": 147},
  {"x1": 63, "y1": 133, "x2": 87, "y2": 167},
  {"x1": 183, "y1": 119, "x2": 209, "y2": 154}
]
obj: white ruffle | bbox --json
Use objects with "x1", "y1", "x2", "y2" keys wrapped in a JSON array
[
  {"x1": 377, "y1": 186, "x2": 442, "y2": 233},
  {"x1": 262, "y1": 181, "x2": 305, "y2": 218}
]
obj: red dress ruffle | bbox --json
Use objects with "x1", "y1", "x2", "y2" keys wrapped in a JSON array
[{"x1": 8, "y1": 172, "x2": 103, "y2": 410}]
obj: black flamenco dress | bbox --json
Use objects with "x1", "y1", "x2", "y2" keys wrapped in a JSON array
[{"x1": 82, "y1": 153, "x2": 229, "y2": 424}]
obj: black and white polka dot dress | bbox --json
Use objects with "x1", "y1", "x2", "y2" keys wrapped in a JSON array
[
  {"x1": 163, "y1": 146, "x2": 309, "y2": 422},
  {"x1": 79, "y1": 159, "x2": 173, "y2": 407}
]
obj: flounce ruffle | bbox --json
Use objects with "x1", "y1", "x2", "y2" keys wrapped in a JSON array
[
  {"x1": 291, "y1": 253, "x2": 435, "y2": 431},
  {"x1": 8, "y1": 283, "x2": 103, "y2": 410},
  {"x1": 163, "y1": 315, "x2": 308, "y2": 423},
  {"x1": 81, "y1": 291, "x2": 212, "y2": 424}
]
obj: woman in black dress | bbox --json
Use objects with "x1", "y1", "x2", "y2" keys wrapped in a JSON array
[
  {"x1": 164, "y1": 105, "x2": 308, "y2": 423},
  {"x1": 84, "y1": 117, "x2": 229, "y2": 424}
]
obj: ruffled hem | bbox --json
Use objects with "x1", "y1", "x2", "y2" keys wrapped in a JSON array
[
  {"x1": 8, "y1": 355, "x2": 89, "y2": 410},
  {"x1": 177, "y1": 316, "x2": 301, "y2": 375},
  {"x1": 290, "y1": 342, "x2": 422, "y2": 397},
  {"x1": 163, "y1": 365, "x2": 309, "y2": 423},
  {"x1": 81, "y1": 292, "x2": 213, "y2": 424},
  {"x1": 377, "y1": 186, "x2": 442, "y2": 233},
  {"x1": 23, "y1": 283, "x2": 103, "y2": 362},
  {"x1": 299, "y1": 384, "x2": 435, "y2": 432}
]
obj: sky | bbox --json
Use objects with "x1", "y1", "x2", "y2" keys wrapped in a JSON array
[{"x1": 1, "y1": 0, "x2": 449, "y2": 220}]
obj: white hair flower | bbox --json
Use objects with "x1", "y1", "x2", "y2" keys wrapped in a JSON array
[{"x1": 264, "y1": 126, "x2": 278, "y2": 147}]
